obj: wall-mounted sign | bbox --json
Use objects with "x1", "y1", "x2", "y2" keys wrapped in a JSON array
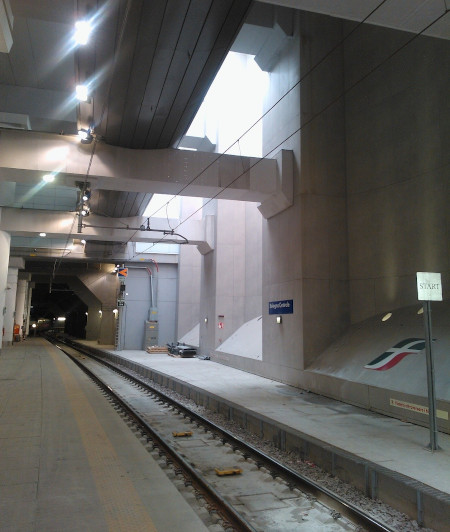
[
  {"x1": 118, "y1": 268, "x2": 128, "y2": 278},
  {"x1": 268, "y1": 299, "x2": 293, "y2": 315},
  {"x1": 416, "y1": 272, "x2": 442, "y2": 301},
  {"x1": 117, "y1": 300, "x2": 125, "y2": 306}
]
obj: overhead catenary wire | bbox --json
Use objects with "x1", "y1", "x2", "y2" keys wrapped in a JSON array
[
  {"x1": 167, "y1": 5, "x2": 449, "y2": 235},
  {"x1": 58, "y1": 0, "x2": 404, "y2": 267},
  {"x1": 130, "y1": 0, "x2": 448, "y2": 258},
  {"x1": 131, "y1": 0, "x2": 391, "y2": 238},
  {"x1": 54, "y1": 1, "x2": 448, "y2": 276}
]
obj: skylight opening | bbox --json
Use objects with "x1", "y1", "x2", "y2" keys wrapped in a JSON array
[
  {"x1": 143, "y1": 194, "x2": 180, "y2": 219},
  {"x1": 186, "y1": 52, "x2": 269, "y2": 157}
]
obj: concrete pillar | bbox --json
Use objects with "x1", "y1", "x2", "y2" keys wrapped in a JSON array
[
  {"x1": 4, "y1": 267, "x2": 18, "y2": 345},
  {"x1": 65, "y1": 277, "x2": 102, "y2": 341},
  {"x1": 15, "y1": 277, "x2": 29, "y2": 340},
  {"x1": 77, "y1": 264, "x2": 118, "y2": 345},
  {"x1": 98, "y1": 305, "x2": 116, "y2": 346},
  {"x1": 85, "y1": 306, "x2": 101, "y2": 340},
  {"x1": 25, "y1": 282, "x2": 34, "y2": 336},
  {"x1": 0, "y1": 228, "x2": 11, "y2": 351}
]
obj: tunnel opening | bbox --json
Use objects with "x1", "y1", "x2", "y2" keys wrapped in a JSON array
[{"x1": 31, "y1": 282, "x2": 88, "y2": 338}]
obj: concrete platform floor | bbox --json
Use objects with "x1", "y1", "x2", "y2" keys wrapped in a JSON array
[
  {"x1": 99, "y1": 347, "x2": 450, "y2": 494},
  {"x1": 0, "y1": 338, "x2": 209, "y2": 532},
  {"x1": 84, "y1": 343, "x2": 450, "y2": 530}
]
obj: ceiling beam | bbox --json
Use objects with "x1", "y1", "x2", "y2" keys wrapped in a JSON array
[
  {"x1": 0, "y1": 130, "x2": 293, "y2": 217},
  {"x1": 0, "y1": 207, "x2": 211, "y2": 247}
]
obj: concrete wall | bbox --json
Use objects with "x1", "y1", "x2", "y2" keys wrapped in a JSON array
[
  {"x1": 197, "y1": 198, "x2": 262, "y2": 356},
  {"x1": 157, "y1": 263, "x2": 178, "y2": 345},
  {"x1": 177, "y1": 197, "x2": 203, "y2": 340},
  {"x1": 121, "y1": 262, "x2": 178, "y2": 349},
  {"x1": 78, "y1": 264, "x2": 118, "y2": 345},
  {"x1": 344, "y1": 25, "x2": 450, "y2": 321},
  {"x1": 209, "y1": 9, "x2": 449, "y2": 395},
  {"x1": 260, "y1": 11, "x2": 348, "y2": 381},
  {"x1": 66, "y1": 277, "x2": 102, "y2": 340}
]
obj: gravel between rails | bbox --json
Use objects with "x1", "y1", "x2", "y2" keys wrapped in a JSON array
[{"x1": 127, "y1": 366, "x2": 436, "y2": 532}]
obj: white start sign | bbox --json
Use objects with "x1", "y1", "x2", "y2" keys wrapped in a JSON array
[{"x1": 416, "y1": 272, "x2": 443, "y2": 301}]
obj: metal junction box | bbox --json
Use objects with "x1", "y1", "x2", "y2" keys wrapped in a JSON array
[{"x1": 144, "y1": 320, "x2": 158, "y2": 348}]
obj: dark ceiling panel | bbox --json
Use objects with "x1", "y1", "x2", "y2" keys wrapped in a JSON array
[
  {"x1": 156, "y1": 0, "x2": 254, "y2": 148},
  {"x1": 10, "y1": 0, "x2": 75, "y2": 24},
  {"x1": 89, "y1": 189, "x2": 151, "y2": 218},
  {"x1": 100, "y1": 0, "x2": 145, "y2": 144},
  {"x1": 8, "y1": 17, "x2": 38, "y2": 87},
  {"x1": 78, "y1": 0, "x2": 252, "y2": 149},
  {"x1": 116, "y1": 0, "x2": 169, "y2": 147},
  {"x1": 0, "y1": 53, "x2": 14, "y2": 85},
  {"x1": 127, "y1": 0, "x2": 193, "y2": 148}
]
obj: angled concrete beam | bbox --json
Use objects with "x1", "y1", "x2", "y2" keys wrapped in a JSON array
[
  {"x1": 0, "y1": 130, "x2": 292, "y2": 217},
  {"x1": 258, "y1": 149, "x2": 293, "y2": 219},
  {"x1": 0, "y1": 207, "x2": 212, "y2": 248}
]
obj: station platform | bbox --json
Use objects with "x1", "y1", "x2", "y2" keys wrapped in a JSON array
[
  {"x1": 85, "y1": 342, "x2": 450, "y2": 531},
  {"x1": 0, "y1": 338, "x2": 209, "y2": 532}
]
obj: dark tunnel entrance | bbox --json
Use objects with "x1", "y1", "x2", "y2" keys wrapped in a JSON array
[{"x1": 31, "y1": 283, "x2": 88, "y2": 338}]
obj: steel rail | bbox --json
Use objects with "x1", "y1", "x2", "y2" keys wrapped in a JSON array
[
  {"x1": 53, "y1": 336, "x2": 396, "y2": 532},
  {"x1": 52, "y1": 340, "x2": 256, "y2": 532}
]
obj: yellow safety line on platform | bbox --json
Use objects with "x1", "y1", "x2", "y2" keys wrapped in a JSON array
[{"x1": 47, "y1": 346, "x2": 158, "y2": 532}]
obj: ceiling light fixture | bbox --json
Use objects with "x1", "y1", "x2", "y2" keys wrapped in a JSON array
[
  {"x1": 78, "y1": 128, "x2": 93, "y2": 144},
  {"x1": 76, "y1": 84, "x2": 89, "y2": 102},
  {"x1": 74, "y1": 21, "x2": 92, "y2": 45},
  {"x1": 381, "y1": 312, "x2": 392, "y2": 322},
  {"x1": 42, "y1": 173, "x2": 55, "y2": 183},
  {"x1": 39, "y1": 232, "x2": 46, "y2": 237}
]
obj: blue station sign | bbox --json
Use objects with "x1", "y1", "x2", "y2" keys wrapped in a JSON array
[{"x1": 269, "y1": 299, "x2": 293, "y2": 315}]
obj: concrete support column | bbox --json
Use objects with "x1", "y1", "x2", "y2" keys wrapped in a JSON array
[
  {"x1": 78, "y1": 264, "x2": 118, "y2": 345},
  {"x1": 98, "y1": 305, "x2": 117, "y2": 346},
  {"x1": 0, "y1": 228, "x2": 11, "y2": 351},
  {"x1": 25, "y1": 282, "x2": 34, "y2": 336},
  {"x1": 85, "y1": 306, "x2": 101, "y2": 340},
  {"x1": 4, "y1": 267, "x2": 18, "y2": 345},
  {"x1": 15, "y1": 277, "x2": 29, "y2": 340}
]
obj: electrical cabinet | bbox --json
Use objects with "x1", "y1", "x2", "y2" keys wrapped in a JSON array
[{"x1": 144, "y1": 320, "x2": 158, "y2": 348}]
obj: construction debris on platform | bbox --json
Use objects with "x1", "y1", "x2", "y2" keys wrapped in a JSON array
[
  {"x1": 167, "y1": 343, "x2": 197, "y2": 358},
  {"x1": 146, "y1": 345, "x2": 169, "y2": 354}
]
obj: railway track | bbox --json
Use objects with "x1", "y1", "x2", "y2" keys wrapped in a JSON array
[{"x1": 49, "y1": 336, "x2": 396, "y2": 532}]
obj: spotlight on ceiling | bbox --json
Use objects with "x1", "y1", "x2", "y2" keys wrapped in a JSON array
[
  {"x1": 78, "y1": 128, "x2": 93, "y2": 144},
  {"x1": 76, "y1": 84, "x2": 89, "y2": 102},
  {"x1": 39, "y1": 232, "x2": 46, "y2": 237},
  {"x1": 82, "y1": 190, "x2": 91, "y2": 201},
  {"x1": 74, "y1": 20, "x2": 92, "y2": 45},
  {"x1": 42, "y1": 173, "x2": 55, "y2": 183},
  {"x1": 81, "y1": 206, "x2": 90, "y2": 216},
  {"x1": 81, "y1": 239, "x2": 86, "y2": 245}
]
